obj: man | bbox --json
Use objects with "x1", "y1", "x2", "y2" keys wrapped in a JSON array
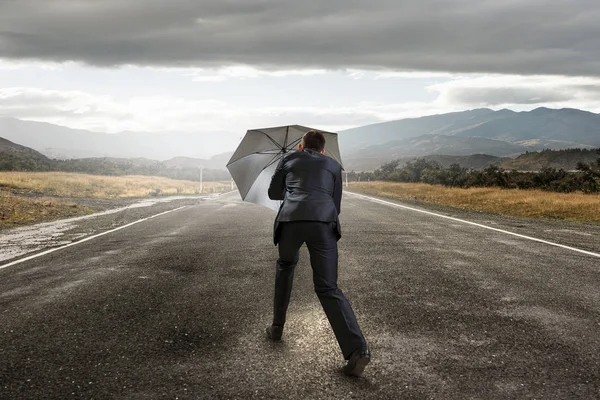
[{"x1": 266, "y1": 130, "x2": 370, "y2": 377}]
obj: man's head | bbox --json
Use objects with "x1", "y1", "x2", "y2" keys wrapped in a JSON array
[{"x1": 299, "y1": 130, "x2": 326, "y2": 154}]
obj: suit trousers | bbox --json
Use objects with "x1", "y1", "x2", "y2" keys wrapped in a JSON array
[{"x1": 273, "y1": 221, "x2": 367, "y2": 359}]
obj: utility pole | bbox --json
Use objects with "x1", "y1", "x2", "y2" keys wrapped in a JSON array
[
  {"x1": 231, "y1": 178, "x2": 234, "y2": 190},
  {"x1": 345, "y1": 171, "x2": 349, "y2": 187},
  {"x1": 199, "y1": 166, "x2": 204, "y2": 193}
]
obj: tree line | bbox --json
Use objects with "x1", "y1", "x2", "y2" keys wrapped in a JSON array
[
  {"x1": 348, "y1": 151, "x2": 600, "y2": 194},
  {"x1": 0, "y1": 154, "x2": 231, "y2": 182}
]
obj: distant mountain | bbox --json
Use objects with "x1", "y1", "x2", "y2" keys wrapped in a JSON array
[
  {"x1": 341, "y1": 107, "x2": 600, "y2": 170},
  {"x1": 340, "y1": 108, "x2": 499, "y2": 150},
  {"x1": 0, "y1": 117, "x2": 240, "y2": 161},
  {"x1": 162, "y1": 152, "x2": 233, "y2": 170},
  {"x1": 448, "y1": 108, "x2": 600, "y2": 145}
]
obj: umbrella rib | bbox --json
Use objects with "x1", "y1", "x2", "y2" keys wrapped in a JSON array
[
  {"x1": 286, "y1": 137, "x2": 302, "y2": 150},
  {"x1": 263, "y1": 152, "x2": 282, "y2": 171},
  {"x1": 256, "y1": 130, "x2": 283, "y2": 151},
  {"x1": 226, "y1": 128, "x2": 282, "y2": 166},
  {"x1": 257, "y1": 149, "x2": 283, "y2": 154},
  {"x1": 226, "y1": 148, "x2": 282, "y2": 166}
]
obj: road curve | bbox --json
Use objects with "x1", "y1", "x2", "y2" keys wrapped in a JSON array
[{"x1": 1, "y1": 191, "x2": 599, "y2": 399}]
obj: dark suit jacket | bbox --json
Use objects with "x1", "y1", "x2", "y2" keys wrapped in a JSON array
[{"x1": 268, "y1": 148, "x2": 342, "y2": 245}]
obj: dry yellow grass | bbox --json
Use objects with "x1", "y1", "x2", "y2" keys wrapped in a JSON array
[
  {"x1": 350, "y1": 181, "x2": 600, "y2": 224},
  {"x1": 0, "y1": 172, "x2": 231, "y2": 198},
  {"x1": 0, "y1": 192, "x2": 94, "y2": 228}
]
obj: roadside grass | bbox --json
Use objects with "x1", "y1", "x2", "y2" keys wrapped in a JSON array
[
  {"x1": 0, "y1": 172, "x2": 231, "y2": 198},
  {"x1": 349, "y1": 181, "x2": 600, "y2": 224},
  {"x1": 0, "y1": 172, "x2": 233, "y2": 229},
  {"x1": 0, "y1": 191, "x2": 94, "y2": 229}
]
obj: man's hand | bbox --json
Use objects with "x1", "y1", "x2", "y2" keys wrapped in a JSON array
[
  {"x1": 268, "y1": 157, "x2": 286, "y2": 200},
  {"x1": 333, "y1": 165, "x2": 342, "y2": 215}
]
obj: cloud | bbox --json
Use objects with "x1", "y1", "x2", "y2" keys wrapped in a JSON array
[
  {"x1": 429, "y1": 75, "x2": 600, "y2": 108},
  {"x1": 0, "y1": 87, "x2": 394, "y2": 134},
  {"x1": 1, "y1": 0, "x2": 599, "y2": 76},
  {"x1": 0, "y1": 88, "x2": 130, "y2": 122},
  {"x1": 185, "y1": 66, "x2": 327, "y2": 82},
  {"x1": 0, "y1": 59, "x2": 70, "y2": 71}
]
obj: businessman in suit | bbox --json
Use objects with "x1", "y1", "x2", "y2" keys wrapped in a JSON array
[{"x1": 266, "y1": 130, "x2": 370, "y2": 377}]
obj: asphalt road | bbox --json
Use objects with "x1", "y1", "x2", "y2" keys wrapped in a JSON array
[{"x1": 1, "y1": 191, "x2": 599, "y2": 399}]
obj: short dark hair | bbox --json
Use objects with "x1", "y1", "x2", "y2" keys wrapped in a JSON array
[{"x1": 302, "y1": 130, "x2": 326, "y2": 152}]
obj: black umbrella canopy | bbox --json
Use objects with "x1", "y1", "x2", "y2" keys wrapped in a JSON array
[{"x1": 227, "y1": 125, "x2": 343, "y2": 210}]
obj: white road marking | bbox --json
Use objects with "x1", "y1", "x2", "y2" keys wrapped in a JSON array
[
  {"x1": 346, "y1": 191, "x2": 600, "y2": 259},
  {"x1": 217, "y1": 190, "x2": 240, "y2": 197},
  {"x1": 0, "y1": 190, "x2": 239, "y2": 270},
  {"x1": 0, "y1": 206, "x2": 188, "y2": 270}
]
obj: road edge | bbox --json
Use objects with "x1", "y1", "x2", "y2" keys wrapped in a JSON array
[{"x1": 345, "y1": 190, "x2": 600, "y2": 259}]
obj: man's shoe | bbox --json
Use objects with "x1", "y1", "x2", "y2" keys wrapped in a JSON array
[
  {"x1": 343, "y1": 346, "x2": 371, "y2": 377},
  {"x1": 266, "y1": 324, "x2": 283, "y2": 341}
]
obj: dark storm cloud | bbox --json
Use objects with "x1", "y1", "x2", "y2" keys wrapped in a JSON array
[{"x1": 1, "y1": 0, "x2": 599, "y2": 76}]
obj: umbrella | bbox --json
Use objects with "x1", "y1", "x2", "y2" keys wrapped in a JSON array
[{"x1": 226, "y1": 125, "x2": 343, "y2": 211}]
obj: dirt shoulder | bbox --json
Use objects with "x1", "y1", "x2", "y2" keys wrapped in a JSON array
[{"x1": 349, "y1": 181, "x2": 600, "y2": 225}]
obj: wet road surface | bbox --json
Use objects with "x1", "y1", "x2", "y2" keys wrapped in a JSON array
[{"x1": 1, "y1": 191, "x2": 599, "y2": 399}]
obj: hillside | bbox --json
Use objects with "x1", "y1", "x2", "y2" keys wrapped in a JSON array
[
  {"x1": 0, "y1": 137, "x2": 231, "y2": 181},
  {"x1": 426, "y1": 154, "x2": 506, "y2": 169},
  {"x1": 0, "y1": 137, "x2": 53, "y2": 171},
  {"x1": 350, "y1": 148, "x2": 600, "y2": 173},
  {"x1": 500, "y1": 148, "x2": 600, "y2": 171},
  {"x1": 346, "y1": 153, "x2": 504, "y2": 172},
  {"x1": 344, "y1": 134, "x2": 525, "y2": 170}
]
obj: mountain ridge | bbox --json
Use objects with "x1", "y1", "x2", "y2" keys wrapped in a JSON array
[
  {"x1": 340, "y1": 107, "x2": 600, "y2": 170},
  {"x1": 3, "y1": 106, "x2": 600, "y2": 172}
]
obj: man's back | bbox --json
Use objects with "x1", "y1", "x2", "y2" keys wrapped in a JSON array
[
  {"x1": 266, "y1": 130, "x2": 370, "y2": 377},
  {"x1": 268, "y1": 148, "x2": 342, "y2": 224}
]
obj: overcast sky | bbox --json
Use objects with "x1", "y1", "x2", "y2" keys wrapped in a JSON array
[{"x1": 1, "y1": 0, "x2": 600, "y2": 153}]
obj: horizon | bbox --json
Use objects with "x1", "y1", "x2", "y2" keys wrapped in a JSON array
[
  {"x1": 0, "y1": 106, "x2": 600, "y2": 164},
  {"x1": 3, "y1": 103, "x2": 598, "y2": 135}
]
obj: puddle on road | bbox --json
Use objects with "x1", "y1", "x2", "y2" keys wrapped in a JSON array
[{"x1": 0, "y1": 195, "x2": 207, "y2": 263}]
